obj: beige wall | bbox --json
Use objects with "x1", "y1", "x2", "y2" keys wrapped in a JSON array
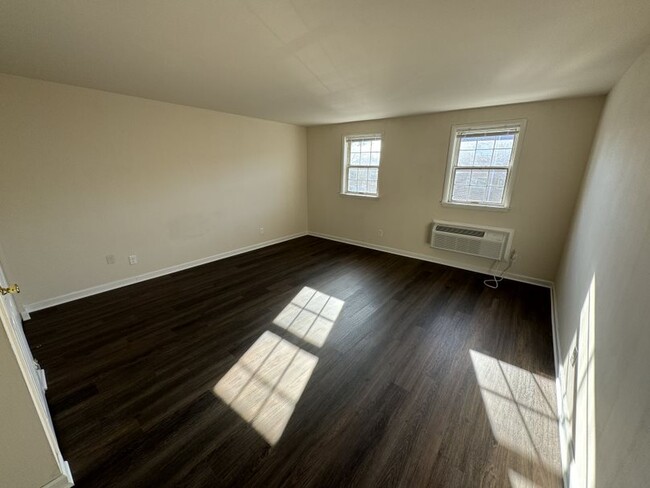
[
  {"x1": 307, "y1": 97, "x2": 604, "y2": 282},
  {"x1": 0, "y1": 74, "x2": 307, "y2": 308},
  {"x1": 555, "y1": 45, "x2": 650, "y2": 487},
  {"x1": 0, "y1": 323, "x2": 60, "y2": 487}
]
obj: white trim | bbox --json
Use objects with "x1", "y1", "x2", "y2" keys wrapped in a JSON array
[
  {"x1": 439, "y1": 200, "x2": 510, "y2": 212},
  {"x1": 308, "y1": 231, "x2": 552, "y2": 288},
  {"x1": 341, "y1": 133, "x2": 383, "y2": 197},
  {"x1": 41, "y1": 464, "x2": 74, "y2": 488},
  {"x1": 550, "y1": 285, "x2": 573, "y2": 488},
  {"x1": 25, "y1": 232, "x2": 307, "y2": 313},
  {"x1": 339, "y1": 192, "x2": 380, "y2": 199},
  {"x1": 20, "y1": 310, "x2": 31, "y2": 321},
  {"x1": 441, "y1": 119, "x2": 527, "y2": 210}
]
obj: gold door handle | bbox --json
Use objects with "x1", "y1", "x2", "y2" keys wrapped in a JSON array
[{"x1": 1, "y1": 284, "x2": 20, "y2": 295}]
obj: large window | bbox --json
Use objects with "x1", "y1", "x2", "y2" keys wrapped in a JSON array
[
  {"x1": 442, "y1": 120, "x2": 526, "y2": 209},
  {"x1": 341, "y1": 134, "x2": 382, "y2": 197}
]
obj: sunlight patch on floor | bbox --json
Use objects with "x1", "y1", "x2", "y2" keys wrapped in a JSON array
[
  {"x1": 213, "y1": 330, "x2": 318, "y2": 445},
  {"x1": 508, "y1": 468, "x2": 543, "y2": 488},
  {"x1": 273, "y1": 286, "x2": 344, "y2": 347},
  {"x1": 470, "y1": 349, "x2": 561, "y2": 477}
]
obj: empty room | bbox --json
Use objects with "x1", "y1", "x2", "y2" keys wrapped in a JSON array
[{"x1": 1, "y1": 1, "x2": 649, "y2": 487}]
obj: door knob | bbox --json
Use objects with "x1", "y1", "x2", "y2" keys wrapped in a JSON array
[{"x1": 1, "y1": 284, "x2": 20, "y2": 295}]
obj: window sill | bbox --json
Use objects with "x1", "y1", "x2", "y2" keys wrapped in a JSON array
[
  {"x1": 340, "y1": 192, "x2": 380, "y2": 199},
  {"x1": 440, "y1": 201, "x2": 510, "y2": 212}
]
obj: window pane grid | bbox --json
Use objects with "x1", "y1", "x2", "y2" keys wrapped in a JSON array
[
  {"x1": 457, "y1": 133, "x2": 515, "y2": 168},
  {"x1": 349, "y1": 137, "x2": 381, "y2": 167},
  {"x1": 446, "y1": 124, "x2": 522, "y2": 207},
  {"x1": 347, "y1": 166, "x2": 378, "y2": 195},
  {"x1": 344, "y1": 135, "x2": 381, "y2": 196},
  {"x1": 450, "y1": 168, "x2": 509, "y2": 205}
]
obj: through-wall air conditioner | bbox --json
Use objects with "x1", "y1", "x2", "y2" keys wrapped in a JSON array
[{"x1": 430, "y1": 220, "x2": 513, "y2": 261}]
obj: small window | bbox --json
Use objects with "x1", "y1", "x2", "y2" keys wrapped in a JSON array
[
  {"x1": 342, "y1": 134, "x2": 382, "y2": 197},
  {"x1": 442, "y1": 120, "x2": 526, "y2": 209}
]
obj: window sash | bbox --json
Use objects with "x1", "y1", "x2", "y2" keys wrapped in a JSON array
[
  {"x1": 343, "y1": 135, "x2": 381, "y2": 196},
  {"x1": 346, "y1": 165, "x2": 378, "y2": 195},
  {"x1": 449, "y1": 167, "x2": 511, "y2": 206},
  {"x1": 445, "y1": 123, "x2": 524, "y2": 208}
]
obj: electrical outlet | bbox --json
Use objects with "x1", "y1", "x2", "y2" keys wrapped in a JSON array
[
  {"x1": 259, "y1": 227, "x2": 265, "y2": 235},
  {"x1": 106, "y1": 255, "x2": 116, "y2": 265},
  {"x1": 128, "y1": 255, "x2": 138, "y2": 265},
  {"x1": 378, "y1": 229, "x2": 384, "y2": 237}
]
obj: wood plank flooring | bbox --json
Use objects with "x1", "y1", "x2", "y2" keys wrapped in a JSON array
[{"x1": 25, "y1": 236, "x2": 562, "y2": 487}]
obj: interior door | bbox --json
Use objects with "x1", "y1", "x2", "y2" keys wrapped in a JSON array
[{"x1": 0, "y1": 259, "x2": 70, "y2": 481}]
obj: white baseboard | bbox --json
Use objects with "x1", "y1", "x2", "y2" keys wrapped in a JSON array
[
  {"x1": 550, "y1": 285, "x2": 572, "y2": 488},
  {"x1": 41, "y1": 462, "x2": 73, "y2": 488},
  {"x1": 25, "y1": 232, "x2": 307, "y2": 313},
  {"x1": 307, "y1": 231, "x2": 553, "y2": 288}
]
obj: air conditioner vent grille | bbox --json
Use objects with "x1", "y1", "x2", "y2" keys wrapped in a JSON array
[
  {"x1": 435, "y1": 225, "x2": 485, "y2": 238},
  {"x1": 431, "y1": 220, "x2": 513, "y2": 261}
]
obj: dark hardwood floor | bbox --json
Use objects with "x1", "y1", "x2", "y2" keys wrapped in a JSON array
[{"x1": 25, "y1": 236, "x2": 562, "y2": 487}]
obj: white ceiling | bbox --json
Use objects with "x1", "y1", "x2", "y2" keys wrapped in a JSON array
[{"x1": 1, "y1": 1, "x2": 650, "y2": 126}]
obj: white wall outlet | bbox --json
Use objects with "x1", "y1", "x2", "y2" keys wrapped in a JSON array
[
  {"x1": 106, "y1": 255, "x2": 116, "y2": 265},
  {"x1": 259, "y1": 227, "x2": 265, "y2": 235},
  {"x1": 128, "y1": 255, "x2": 138, "y2": 265},
  {"x1": 378, "y1": 229, "x2": 384, "y2": 237}
]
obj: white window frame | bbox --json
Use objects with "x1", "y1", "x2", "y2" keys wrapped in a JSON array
[
  {"x1": 441, "y1": 119, "x2": 526, "y2": 210},
  {"x1": 341, "y1": 134, "x2": 382, "y2": 198}
]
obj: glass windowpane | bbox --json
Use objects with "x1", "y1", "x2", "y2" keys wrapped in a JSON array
[
  {"x1": 454, "y1": 169, "x2": 471, "y2": 186},
  {"x1": 474, "y1": 150, "x2": 492, "y2": 165},
  {"x1": 452, "y1": 184, "x2": 470, "y2": 201},
  {"x1": 470, "y1": 170, "x2": 488, "y2": 186},
  {"x1": 469, "y1": 185, "x2": 487, "y2": 201},
  {"x1": 459, "y1": 138, "x2": 477, "y2": 150},
  {"x1": 458, "y1": 150, "x2": 474, "y2": 166},
  {"x1": 452, "y1": 169, "x2": 470, "y2": 201},
  {"x1": 488, "y1": 169, "x2": 507, "y2": 187},
  {"x1": 477, "y1": 139, "x2": 495, "y2": 150},
  {"x1": 492, "y1": 149, "x2": 511, "y2": 166},
  {"x1": 487, "y1": 185, "x2": 505, "y2": 203},
  {"x1": 495, "y1": 135, "x2": 514, "y2": 148}
]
